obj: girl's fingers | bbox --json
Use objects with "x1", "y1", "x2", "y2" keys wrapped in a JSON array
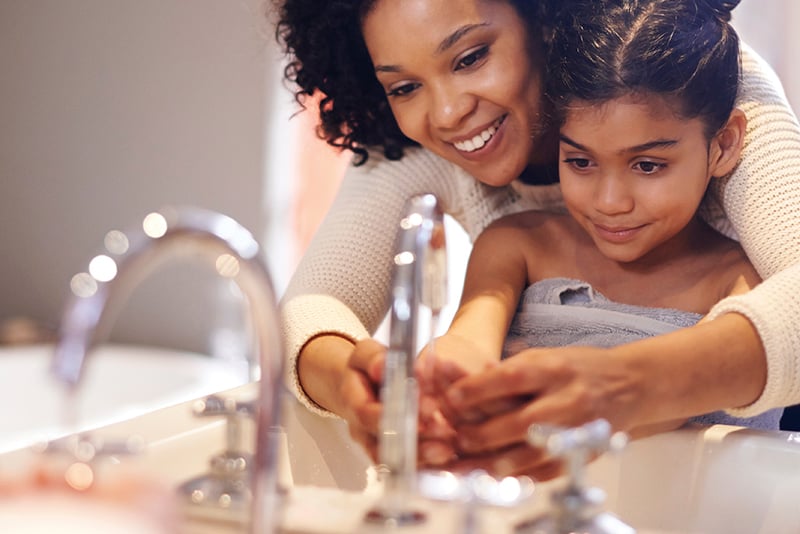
[{"x1": 445, "y1": 443, "x2": 563, "y2": 481}]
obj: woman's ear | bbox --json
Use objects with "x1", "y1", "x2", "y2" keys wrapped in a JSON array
[{"x1": 709, "y1": 108, "x2": 747, "y2": 178}]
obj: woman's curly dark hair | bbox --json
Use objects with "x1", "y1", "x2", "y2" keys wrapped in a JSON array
[{"x1": 274, "y1": 0, "x2": 555, "y2": 165}]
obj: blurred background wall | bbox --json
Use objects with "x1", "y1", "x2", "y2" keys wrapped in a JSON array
[{"x1": 0, "y1": 0, "x2": 275, "y2": 352}]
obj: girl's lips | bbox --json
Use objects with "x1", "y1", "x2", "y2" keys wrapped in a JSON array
[{"x1": 593, "y1": 223, "x2": 646, "y2": 243}]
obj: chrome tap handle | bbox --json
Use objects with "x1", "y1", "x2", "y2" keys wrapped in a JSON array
[
  {"x1": 517, "y1": 419, "x2": 635, "y2": 534},
  {"x1": 528, "y1": 419, "x2": 628, "y2": 459},
  {"x1": 192, "y1": 395, "x2": 256, "y2": 454}
]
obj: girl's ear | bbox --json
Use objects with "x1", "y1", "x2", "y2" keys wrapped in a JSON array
[{"x1": 709, "y1": 108, "x2": 747, "y2": 178}]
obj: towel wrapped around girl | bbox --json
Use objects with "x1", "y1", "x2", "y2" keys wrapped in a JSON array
[{"x1": 503, "y1": 278, "x2": 783, "y2": 430}]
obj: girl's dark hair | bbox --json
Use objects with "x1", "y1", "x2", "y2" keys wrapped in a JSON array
[
  {"x1": 274, "y1": 0, "x2": 553, "y2": 165},
  {"x1": 547, "y1": 0, "x2": 742, "y2": 138}
]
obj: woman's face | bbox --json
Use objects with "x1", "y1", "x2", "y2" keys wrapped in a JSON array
[{"x1": 361, "y1": 0, "x2": 549, "y2": 187}]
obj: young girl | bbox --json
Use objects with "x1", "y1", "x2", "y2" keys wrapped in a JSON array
[{"x1": 421, "y1": 0, "x2": 781, "y2": 471}]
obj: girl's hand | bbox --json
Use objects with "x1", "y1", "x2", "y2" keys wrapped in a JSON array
[{"x1": 414, "y1": 334, "x2": 497, "y2": 467}]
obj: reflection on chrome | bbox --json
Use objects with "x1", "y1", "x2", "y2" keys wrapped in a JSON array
[
  {"x1": 88, "y1": 254, "x2": 117, "y2": 282},
  {"x1": 103, "y1": 230, "x2": 129, "y2": 255},
  {"x1": 142, "y1": 211, "x2": 167, "y2": 238},
  {"x1": 51, "y1": 206, "x2": 285, "y2": 532},
  {"x1": 69, "y1": 272, "x2": 98, "y2": 298},
  {"x1": 215, "y1": 253, "x2": 241, "y2": 278}
]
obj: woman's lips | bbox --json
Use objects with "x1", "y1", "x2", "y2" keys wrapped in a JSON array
[{"x1": 451, "y1": 115, "x2": 507, "y2": 154}]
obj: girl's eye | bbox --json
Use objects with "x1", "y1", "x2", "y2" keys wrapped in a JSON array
[
  {"x1": 563, "y1": 157, "x2": 593, "y2": 170},
  {"x1": 634, "y1": 161, "x2": 666, "y2": 174},
  {"x1": 455, "y1": 45, "x2": 489, "y2": 71},
  {"x1": 386, "y1": 82, "x2": 420, "y2": 98}
]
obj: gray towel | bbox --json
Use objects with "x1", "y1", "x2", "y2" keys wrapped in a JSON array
[{"x1": 503, "y1": 278, "x2": 782, "y2": 431}]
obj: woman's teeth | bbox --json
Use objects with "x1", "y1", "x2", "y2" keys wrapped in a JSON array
[{"x1": 453, "y1": 119, "x2": 501, "y2": 153}]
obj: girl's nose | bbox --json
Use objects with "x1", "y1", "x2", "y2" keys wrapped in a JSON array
[{"x1": 594, "y1": 175, "x2": 634, "y2": 215}]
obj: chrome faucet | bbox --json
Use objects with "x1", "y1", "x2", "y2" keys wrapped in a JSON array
[
  {"x1": 516, "y1": 419, "x2": 635, "y2": 534},
  {"x1": 365, "y1": 193, "x2": 448, "y2": 526},
  {"x1": 50, "y1": 206, "x2": 285, "y2": 533}
]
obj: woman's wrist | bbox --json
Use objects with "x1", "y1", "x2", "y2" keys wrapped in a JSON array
[
  {"x1": 619, "y1": 312, "x2": 766, "y2": 427},
  {"x1": 297, "y1": 334, "x2": 355, "y2": 415}
]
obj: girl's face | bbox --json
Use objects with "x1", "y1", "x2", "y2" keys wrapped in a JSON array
[
  {"x1": 558, "y1": 94, "x2": 724, "y2": 264},
  {"x1": 361, "y1": 0, "x2": 549, "y2": 187}
]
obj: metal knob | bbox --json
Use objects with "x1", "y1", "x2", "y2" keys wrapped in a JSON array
[
  {"x1": 177, "y1": 395, "x2": 256, "y2": 523},
  {"x1": 516, "y1": 419, "x2": 635, "y2": 534}
]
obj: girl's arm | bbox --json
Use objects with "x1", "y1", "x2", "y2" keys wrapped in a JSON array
[{"x1": 437, "y1": 219, "x2": 532, "y2": 372}]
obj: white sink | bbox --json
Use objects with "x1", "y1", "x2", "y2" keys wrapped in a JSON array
[
  {"x1": 588, "y1": 424, "x2": 800, "y2": 533},
  {"x1": 3, "y1": 349, "x2": 800, "y2": 534},
  {"x1": 0, "y1": 343, "x2": 248, "y2": 454}
]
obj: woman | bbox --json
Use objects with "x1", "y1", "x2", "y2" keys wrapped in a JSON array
[{"x1": 275, "y1": 0, "x2": 800, "y2": 474}]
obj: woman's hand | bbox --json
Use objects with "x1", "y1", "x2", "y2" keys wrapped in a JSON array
[
  {"x1": 298, "y1": 336, "x2": 385, "y2": 458},
  {"x1": 435, "y1": 345, "x2": 644, "y2": 477}
]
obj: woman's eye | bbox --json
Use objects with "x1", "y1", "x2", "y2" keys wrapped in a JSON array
[
  {"x1": 455, "y1": 45, "x2": 489, "y2": 70},
  {"x1": 634, "y1": 161, "x2": 666, "y2": 174},
  {"x1": 386, "y1": 82, "x2": 420, "y2": 98}
]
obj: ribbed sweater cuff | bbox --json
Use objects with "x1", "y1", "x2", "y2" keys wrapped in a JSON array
[
  {"x1": 281, "y1": 294, "x2": 370, "y2": 418},
  {"x1": 707, "y1": 275, "x2": 800, "y2": 417}
]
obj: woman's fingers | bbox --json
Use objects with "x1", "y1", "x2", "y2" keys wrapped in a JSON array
[
  {"x1": 444, "y1": 350, "x2": 554, "y2": 413},
  {"x1": 349, "y1": 338, "x2": 387, "y2": 384},
  {"x1": 445, "y1": 346, "x2": 640, "y2": 434}
]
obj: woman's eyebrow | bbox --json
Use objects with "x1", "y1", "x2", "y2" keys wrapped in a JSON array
[
  {"x1": 374, "y1": 22, "x2": 490, "y2": 73},
  {"x1": 436, "y1": 23, "x2": 489, "y2": 54}
]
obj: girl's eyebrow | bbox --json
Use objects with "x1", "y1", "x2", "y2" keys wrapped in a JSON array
[
  {"x1": 374, "y1": 22, "x2": 489, "y2": 74},
  {"x1": 560, "y1": 134, "x2": 678, "y2": 154}
]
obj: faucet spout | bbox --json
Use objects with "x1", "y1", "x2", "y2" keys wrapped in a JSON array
[
  {"x1": 50, "y1": 206, "x2": 285, "y2": 533},
  {"x1": 367, "y1": 193, "x2": 448, "y2": 526}
]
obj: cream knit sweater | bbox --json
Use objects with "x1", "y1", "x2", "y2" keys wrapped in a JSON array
[{"x1": 281, "y1": 44, "x2": 800, "y2": 419}]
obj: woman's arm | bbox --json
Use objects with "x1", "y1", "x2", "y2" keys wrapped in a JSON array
[
  {"x1": 704, "y1": 43, "x2": 800, "y2": 415},
  {"x1": 280, "y1": 147, "x2": 526, "y2": 416},
  {"x1": 436, "y1": 312, "x2": 765, "y2": 478}
]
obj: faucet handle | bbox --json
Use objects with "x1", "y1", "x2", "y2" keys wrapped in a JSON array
[
  {"x1": 40, "y1": 432, "x2": 145, "y2": 461},
  {"x1": 191, "y1": 394, "x2": 254, "y2": 454},
  {"x1": 516, "y1": 420, "x2": 635, "y2": 534},
  {"x1": 527, "y1": 419, "x2": 628, "y2": 458}
]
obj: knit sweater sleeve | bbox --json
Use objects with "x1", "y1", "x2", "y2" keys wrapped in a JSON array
[
  {"x1": 280, "y1": 147, "x2": 522, "y2": 415},
  {"x1": 705, "y1": 44, "x2": 800, "y2": 416}
]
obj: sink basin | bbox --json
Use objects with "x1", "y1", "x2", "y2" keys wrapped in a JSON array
[
  {"x1": 588, "y1": 424, "x2": 800, "y2": 533},
  {"x1": 3, "y1": 351, "x2": 800, "y2": 534},
  {"x1": 0, "y1": 343, "x2": 248, "y2": 454}
]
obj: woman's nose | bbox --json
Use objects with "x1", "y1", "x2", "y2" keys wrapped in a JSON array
[
  {"x1": 429, "y1": 82, "x2": 474, "y2": 130},
  {"x1": 594, "y1": 175, "x2": 634, "y2": 215}
]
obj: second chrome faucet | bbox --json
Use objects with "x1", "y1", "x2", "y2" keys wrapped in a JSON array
[{"x1": 366, "y1": 193, "x2": 448, "y2": 526}]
